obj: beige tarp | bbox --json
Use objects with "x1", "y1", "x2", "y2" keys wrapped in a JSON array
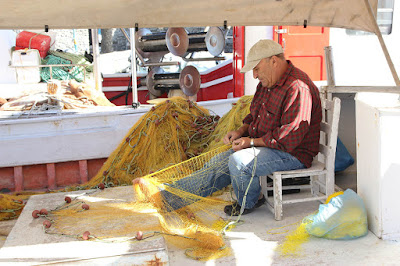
[{"x1": 0, "y1": 0, "x2": 378, "y2": 32}]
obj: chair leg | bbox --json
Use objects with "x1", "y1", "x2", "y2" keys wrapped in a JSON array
[
  {"x1": 260, "y1": 175, "x2": 270, "y2": 210},
  {"x1": 273, "y1": 173, "x2": 283, "y2": 220},
  {"x1": 260, "y1": 175, "x2": 267, "y2": 198},
  {"x1": 326, "y1": 171, "x2": 335, "y2": 196},
  {"x1": 311, "y1": 175, "x2": 319, "y2": 197}
]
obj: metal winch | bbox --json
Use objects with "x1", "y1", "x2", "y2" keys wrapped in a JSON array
[
  {"x1": 142, "y1": 65, "x2": 200, "y2": 97},
  {"x1": 135, "y1": 28, "x2": 170, "y2": 61},
  {"x1": 166, "y1": 27, "x2": 225, "y2": 57}
]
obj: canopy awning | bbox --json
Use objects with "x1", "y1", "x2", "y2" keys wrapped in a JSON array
[{"x1": 0, "y1": 0, "x2": 378, "y2": 32}]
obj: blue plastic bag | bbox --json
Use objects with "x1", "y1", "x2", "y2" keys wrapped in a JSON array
[
  {"x1": 335, "y1": 138, "x2": 354, "y2": 172},
  {"x1": 304, "y1": 189, "x2": 368, "y2": 240}
]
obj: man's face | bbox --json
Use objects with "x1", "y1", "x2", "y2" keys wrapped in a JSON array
[{"x1": 252, "y1": 57, "x2": 274, "y2": 88}]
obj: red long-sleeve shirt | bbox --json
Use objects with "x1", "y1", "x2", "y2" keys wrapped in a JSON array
[{"x1": 243, "y1": 61, "x2": 322, "y2": 167}]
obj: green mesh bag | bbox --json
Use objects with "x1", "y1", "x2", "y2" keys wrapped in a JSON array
[{"x1": 40, "y1": 54, "x2": 84, "y2": 82}]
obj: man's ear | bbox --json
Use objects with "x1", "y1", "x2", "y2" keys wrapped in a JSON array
[{"x1": 271, "y1": 55, "x2": 278, "y2": 66}]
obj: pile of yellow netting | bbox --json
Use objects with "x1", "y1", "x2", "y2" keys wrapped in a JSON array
[
  {"x1": 274, "y1": 220, "x2": 312, "y2": 257},
  {"x1": 204, "y1": 97, "x2": 252, "y2": 153},
  {"x1": 11, "y1": 95, "x2": 254, "y2": 260},
  {"x1": 63, "y1": 95, "x2": 252, "y2": 190},
  {"x1": 0, "y1": 194, "x2": 28, "y2": 221}
]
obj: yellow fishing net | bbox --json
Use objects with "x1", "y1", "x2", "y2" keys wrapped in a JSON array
[
  {"x1": 84, "y1": 96, "x2": 251, "y2": 189},
  {"x1": 21, "y1": 95, "x2": 254, "y2": 260},
  {"x1": 275, "y1": 220, "x2": 312, "y2": 257},
  {"x1": 0, "y1": 194, "x2": 29, "y2": 221},
  {"x1": 204, "y1": 96, "x2": 252, "y2": 152}
]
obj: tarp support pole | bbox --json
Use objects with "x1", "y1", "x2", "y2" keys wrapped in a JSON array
[
  {"x1": 91, "y1": 29, "x2": 102, "y2": 91},
  {"x1": 130, "y1": 28, "x2": 138, "y2": 104},
  {"x1": 364, "y1": 0, "x2": 400, "y2": 86},
  {"x1": 120, "y1": 28, "x2": 146, "y2": 67}
]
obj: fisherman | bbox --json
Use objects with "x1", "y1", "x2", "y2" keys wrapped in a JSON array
[{"x1": 134, "y1": 39, "x2": 322, "y2": 216}]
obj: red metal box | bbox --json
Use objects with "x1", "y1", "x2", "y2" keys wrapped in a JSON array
[{"x1": 15, "y1": 31, "x2": 51, "y2": 58}]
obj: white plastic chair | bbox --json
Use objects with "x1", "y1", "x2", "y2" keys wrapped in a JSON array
[{"x1": 261, "y1": 97, "x2": 341, "y2": 220}]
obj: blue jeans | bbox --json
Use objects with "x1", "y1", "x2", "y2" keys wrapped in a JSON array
[{"x1": 160, "y1": 147, "x2": 305, "y2": 210}]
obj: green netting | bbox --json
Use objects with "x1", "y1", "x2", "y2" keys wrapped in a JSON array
[
  {"x1": 40, "y1": 54, "x2": 84, "y2": 82},
  {"x1": 49, "y1": 51, "x2": 93, "y2": 73}
]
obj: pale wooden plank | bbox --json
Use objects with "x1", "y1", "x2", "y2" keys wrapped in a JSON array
[
  {"x1": 282, "y1": 196, "x2": 327, "y2": 205},
  {"x1": 320, "y1": 121, "x2": 331, "y2": 133},
  {"x1": 324, "y1": 46, "x2": 336, "y2": 87},
  {"x1": 319, "y1": 143, "x2": 330, "y2": 157},
  {"x1": 323, "y1": 85, "x2": 400, "y2": 94},
  {"x1": 321, "y1": 100, "x2": 334, "y2": 110}
]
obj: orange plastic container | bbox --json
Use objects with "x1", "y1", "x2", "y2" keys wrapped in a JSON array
[{"x1": 15, "y1": 31, "x2": 51, "y2": 58}]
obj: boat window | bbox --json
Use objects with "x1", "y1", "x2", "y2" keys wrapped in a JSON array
[{"x1": 346, "y1": 0, "x2": 394, "y2": 35}]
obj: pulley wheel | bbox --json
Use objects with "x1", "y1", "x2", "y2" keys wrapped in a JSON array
[
  {"x1": 135, "y1": 28, "x2": 152, "y2": 58},
  {"x1": 166, "y1": 27, "x2": 189, "y2": 57},
  {"x1": 146, "y1": 67, "x2": 164, "y2": 97},
  {"x1": 179, "y1": 66, "x2": 201, "y2": 96},
  {"x1": 205, "y1": 27, "x2": 225, "y2": 56}
]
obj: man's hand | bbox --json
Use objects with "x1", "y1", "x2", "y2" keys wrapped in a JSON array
[
  {"x1": 232, "y1": 137, "x2": 251, "y2": 151},
  {"x1": 223, "y1": 130, "x2": 243, "y2": 145}
]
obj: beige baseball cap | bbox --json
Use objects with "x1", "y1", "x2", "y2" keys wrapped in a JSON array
[{"x1": 240, "y1": 39, "x2": 284, "y2": 73}]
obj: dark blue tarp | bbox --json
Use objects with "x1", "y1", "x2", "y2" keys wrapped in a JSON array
[{"x1": 335, "y1": 138, "x2": 354, "y2": 172}]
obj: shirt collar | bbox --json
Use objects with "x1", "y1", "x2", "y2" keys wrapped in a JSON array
[{"x1": 273, "y1": 60, "x2": 293, "y2": 88}]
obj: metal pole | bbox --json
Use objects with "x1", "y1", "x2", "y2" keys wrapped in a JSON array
[
  {"x1": 130, "y1": 28, "x2": 138, "y2": 104},
  {"x1": 120, "y1": 28, "x2": 145, "y2": 66},
  {"x1": 364, "y1": 0, "x2": 400, "y2": 87},
  {"x1": 73, "y1": 29, "x2": 78, "y2": 52},
  {"x1": 11, "y1": 64, "x2": 88, "y2": 82},
  {"x1": 143, "y1": 62, "x2": 180, "y2": 67},
  {"x1": 183, "y1": 57, "x2": 225, "y2": 62},
  {"x1": 91, "y1": 29, "x2": 102, "y2": 91}
]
